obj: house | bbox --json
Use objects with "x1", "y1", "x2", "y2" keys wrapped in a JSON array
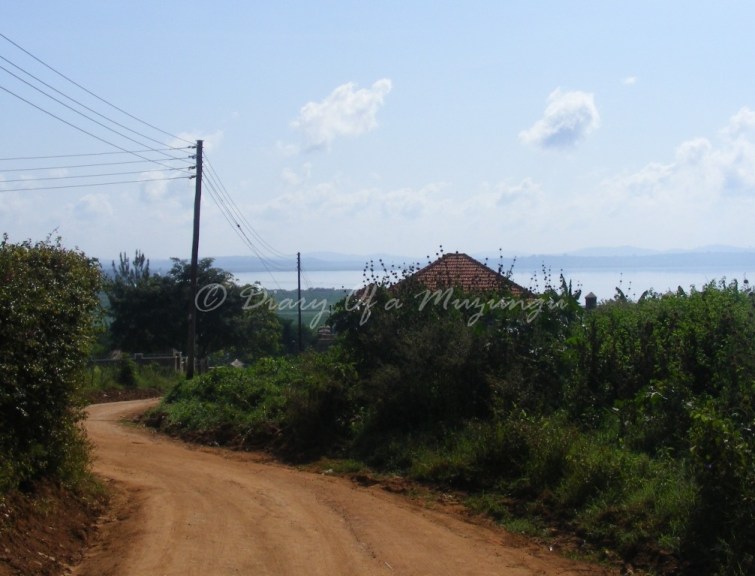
[{"x1": 397, "y1": 252, "x2": 529, "y2": 296}]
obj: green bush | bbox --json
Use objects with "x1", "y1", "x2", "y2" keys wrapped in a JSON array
[
  {"x1": 685, "y1": 401, "x2": 754, "y2": 574},
  {"x1": 116, "y1": 357, "x2": 140, "y2": 388},
  {"x1": 150, "y1": 275, "x2": 755, "y2": 574},
  {"x1": 280, "y1": 351, "x2": 357, "y2": 454},
  {"x1": 0, "y1": 236, "x2": 102, "y2": 492},
  {"x1": 156, "y1": 350, "x2": 357, "y2": 456}
]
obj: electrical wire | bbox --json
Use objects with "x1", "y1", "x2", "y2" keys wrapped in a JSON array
[
  {"x1": 300, "y1": 268, "x2": 315, "y2": 290},
  {"x1": 204, "y1": 154, "x2": 288, "y2": 260},
  {"x1": 202, "y1": 168, "x2": 282, "y2": 263},
  {"x1": 0, "y1": 148, "x2": 192, "y2": 162},
  {"x1": 0, "y1": 32, "x2": 192, "y2": 145},
  {"x1": 202, "y1": 176, "x2": 287, "y2": 268},
  {"x1": 0, "y1": 158, "x2": 192, "y2": 172},
  {"x1": 204, "y1": 179, "x2": 289, "y2": 276},
  {"x1": 1, "y1": 166, "x2": 191, "y2": 183},
  {"x1": 202, "y1": 181, "x2": 284, "y2": 290},
  {"x1": 0, "y1": 55, "x2": 187, "y2": 160},
  {"x1": 0, "y1": 64, "x2": 186, "y2": 166},
  {"x1": 0, "y1": 83, "x2": 184, "y2": 171},
  {"x1": 0, "y1": 34, "x2": 195, "y2": 170},
  {"x1": 0, "y1": 34, "x2": 289, "y2": 287},
  {"x1": 0, "y1": 175, "x2": 190, "y2": 193}
]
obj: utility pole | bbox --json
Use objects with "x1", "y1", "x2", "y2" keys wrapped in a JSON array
[
  {"x1": 297, "y1": 251, "x2": 303, "y2": 352},
  {"x1": 187, "y1": 139, "x2": 203, "y2": 379}
]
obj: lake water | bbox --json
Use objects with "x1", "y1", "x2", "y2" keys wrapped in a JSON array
[{"x1": 233, "y1": 267, "x2": 753, "y2": 304}]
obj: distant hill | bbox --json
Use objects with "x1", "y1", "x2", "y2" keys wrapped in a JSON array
[
  {"x1": 564, "y1": 246, "x2": 660, "y2": 257},
  {"x1": 140, "y1": 246, "x2": 755, "y2": 276},
  {"x1": 495, "y1": 252, "x2": 755, "y2": 273}
]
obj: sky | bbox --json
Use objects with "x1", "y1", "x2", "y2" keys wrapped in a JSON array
[{"x1": 2, "y1": 1, "x2": 755, "y2": 265}]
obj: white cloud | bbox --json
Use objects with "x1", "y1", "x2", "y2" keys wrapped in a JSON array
[
  {"x1": 675, "y1": 137, "x2": 712, "y2": 164},
  {"x1": 496, "y1": 177, "x2": 543, "y2": 206},
  {"x1": 721, "y1": 106, "x2": 755, "y2": 138},
  {"x1": 622, "y1": 76, "x2": 638, "y2": 86},
  {"x1": 139, "y1": 171, "x2": 173, "y2": 202},
  {"x1": 280, "y1": 162, "x2": 313, "y2": 186},
  {"x1": 276, "y1": 141, "x2": 300, "y2": 157},
  {"x1": 291, "y1": 79, "x2": 392, "y2": 149},
  {"x1": 281, "y1": 168, "x2": 301, "y2": 186},
  {"x1": 378, "y1": 184, "x2": 446, "y2": 219},
  {"x1": 596, "y1": 108, "x2": 755, "y2": 230},
  {"x1": 253, "y1": 176, "x2": 450, "y2": 227},
  {"x1": 171, "y1": 130, "x2": 224, "y2": 153},
  {"x1": 0, "y1": 191, "x2": 32, "y2": 228},
  {"x1": 73, "y1": 193, "x2": 113, "y2": 220},
  {"x1": 519, "y1": 88, "x2": 600, "y2": 149}
]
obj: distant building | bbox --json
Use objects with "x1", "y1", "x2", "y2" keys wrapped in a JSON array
[{"x1": 397, "y1": 252, "x2": 530, "y2": 296}]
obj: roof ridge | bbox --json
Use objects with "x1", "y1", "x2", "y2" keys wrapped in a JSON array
[{"x1": 399, "y1": 251, "x2": 528, "y2": 295}]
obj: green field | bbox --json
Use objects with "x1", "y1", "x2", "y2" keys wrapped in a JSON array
[{"x1": 265, "y1": 287, "x2": 352, "y2": 328}]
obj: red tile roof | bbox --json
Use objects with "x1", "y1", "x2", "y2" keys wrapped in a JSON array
[{"x1": 400, "y1": 252, "x2": 528, "y2": 296}]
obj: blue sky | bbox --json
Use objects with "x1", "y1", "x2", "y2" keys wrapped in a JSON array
[{"x1": 2, "y1": 1, "x2": 755, "y2": 263}]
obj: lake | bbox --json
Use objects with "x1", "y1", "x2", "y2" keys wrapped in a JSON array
[{"x1": 233, "y1": 267, "x2": 753, "y2": 304}]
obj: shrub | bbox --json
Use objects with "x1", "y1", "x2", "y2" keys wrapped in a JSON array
[
  {"x1": 116, "y1": 357, "x2": 140, "y2": 388},
  {"x1": 156, "y1": 350, "x2": 357, "y2": 456},
  {"x1": 685, "y1": 401, "x2": 754, "y2": 574},
  {"x1": 153, "y1": 275, "x2": 755, "y2": 574},
  {"x1": 0, "y1": 236, "x2": 102, "y2": 491}
]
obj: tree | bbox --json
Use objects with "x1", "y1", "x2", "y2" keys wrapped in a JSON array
[
  {"x1": 105, "y1": 252, "x2": 283, "y2": 363},
  {"x1": 107, "y1": 252, "x2": 182, "y2": 352},
  {"x1": 0, "y1": 235, "x2": 102, "y2": 491}
]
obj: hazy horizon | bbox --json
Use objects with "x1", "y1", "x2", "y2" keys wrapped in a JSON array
[{"x1": 4, "y1": 3, "x2": 755, "y2": 260}]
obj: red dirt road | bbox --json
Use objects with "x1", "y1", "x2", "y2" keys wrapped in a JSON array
[{"x1": 75, "y1": 399, "x2": 615, "y2": 576}]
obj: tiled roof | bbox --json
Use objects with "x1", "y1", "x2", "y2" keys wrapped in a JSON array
[{"x1": 401, "y1": 252, "x2": 528, "y2": 296}]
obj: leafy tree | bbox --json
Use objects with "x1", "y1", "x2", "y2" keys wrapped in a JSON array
[
  {"x1": 107, "y1": 252, "x2": 181, "y2": 352},
  {"x1": 105, "y1": 252, "x2": 282, "y2": 363},
  {"x1": 0, "y1": 235, "x2": 102, "y2": 491}
]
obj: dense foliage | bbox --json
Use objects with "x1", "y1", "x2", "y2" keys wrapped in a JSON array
[
  {"x1": 155, "y1": 351, "x2": 356, "y2": 454},
  {"x1": 152, "y1": 273, "x2": 754, "y2": 574},
  {"x1": 0, "y1": 236, "x2": 102, "y2": 493},
  {"x1": 105, "y1": 252, "x2": 283, "y2": 363}
]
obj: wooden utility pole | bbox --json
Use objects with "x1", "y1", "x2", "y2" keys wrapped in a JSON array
[
  {"x1": 297, "y1": 251, "x2": 303, "y2": 352},
  {"x1": 187, "y1": 139, "x2": 203, "y2": 379}
]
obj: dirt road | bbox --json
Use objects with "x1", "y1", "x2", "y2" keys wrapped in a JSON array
[{"x1": 76, "y1": 399, "x2": 615, "y2": 576}]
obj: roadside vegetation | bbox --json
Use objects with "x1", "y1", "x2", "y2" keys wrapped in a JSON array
[
  {"x1": 0, "y1": 236, "x2": 107, "y2": 574},
  {"x1": 0, "y1": 236, "x2": 102, "y2": 494},
  {"x1": 82, "y1": 359, "x2": 183, "y2": 403},
  {"x1": 148, "y1": 265, "x2": 754, "y2": 575},
  {"x1": 2, "y1": 238, "x2": 752, "y2": 575}
]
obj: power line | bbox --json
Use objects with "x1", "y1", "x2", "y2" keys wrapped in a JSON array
[
  {"x1": 204, "y1": 174, "x2": 289, "y2": 271},
  {"x1": 1, "y1": 35, "x2": 289, "y2": 293},
  {"x1": 0, "y1": 147, "x2": 192, "y2": 162},
  {"x1": 0, "y1": 32, "x2": 192, "y2": 145},
  {"x1": 199, "y1": 154, "x2": 293, "y2": 291},
  {"x1": 0, "y1": 175, "x2": 190, "y2": 193},
  {"x1": 1, "y1": 166, "x2": 191, "y2": 183},
  {"x1": 204, "y1": 154, "x2": 288, "y2": 260},
  {"x1": 202, "y1": 180, "x2": 285, "y2": 289},
  {"x1": 0, "y1": 83, "x2": 183, "y2": 171},
  {"x1": 0, "y1": 55, "x2": 187, "y2": 159},
  {"x1": 202, "y1": 179, "x2": 282, "y2": 266},
  {"x1": 0, "y1": 158, "x2": 192, "y2": 172},
  {"x1": 0, "y1": 63, "x2": 186, "y2": 164}
]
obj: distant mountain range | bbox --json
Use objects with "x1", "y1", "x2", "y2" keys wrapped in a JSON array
[
  {"x1": 145, "y1": 246, "x2": 755, "y2": 274},
  {"x1": 563, "y1": 245, "x2": 754, "y2": 257}
]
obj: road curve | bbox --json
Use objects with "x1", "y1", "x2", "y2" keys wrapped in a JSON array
[{"x1": 75, "y1": 399, "x2": 614, "y2": 576}]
